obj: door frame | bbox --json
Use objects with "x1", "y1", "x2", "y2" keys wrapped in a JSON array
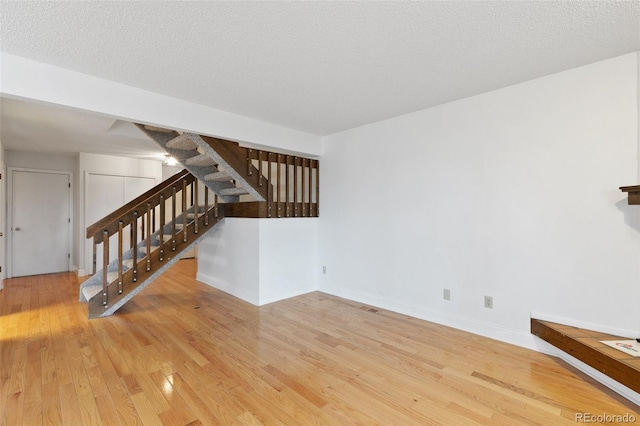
[
  {"x1": 7, "y1": 167, "x2": 74, "y2": 278},
  {"x1": 0, "y1": 162, "x2": 5, "y2": 289}
]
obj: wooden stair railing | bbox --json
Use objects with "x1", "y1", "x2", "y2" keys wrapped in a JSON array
[
  {"x1": 136, "y1": 124, "x2": 320, "y2": 219},
  {"x1": 85, "y1": 169, "x2": 223, "y2": 318},
  {"x1": 200, "y1": 136, "x2": 273, "y2": 202},
  {"x1": 224, "y1": 147, "x2": 320, "y2": 219}
]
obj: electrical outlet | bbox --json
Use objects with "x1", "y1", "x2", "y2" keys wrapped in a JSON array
[
  {"x1": 322, "y1": 266, "x2": 327, "y2": 274},
  {"x1": 443, "y1": 289, "x2": 451, "y2": 301},
  {"x1": 484, "y1": 295, "x2": 493, "y2": 309}
]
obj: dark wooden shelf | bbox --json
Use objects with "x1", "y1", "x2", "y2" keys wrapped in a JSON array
[
  {"x1": 620, "y1": 185, "x2": 640, "y2": 204},
  {"x1": 531, "y1": 319, "x2": 640, "y2": 394}
]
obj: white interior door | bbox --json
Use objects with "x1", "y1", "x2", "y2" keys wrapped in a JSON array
[{"x1": 12, "y1": 170, "x2": 70, "y2": 277}]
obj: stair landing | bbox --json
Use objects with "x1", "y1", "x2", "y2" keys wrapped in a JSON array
[{"x1": 531, "y1": 318, "x2": 640, "y2": 394}]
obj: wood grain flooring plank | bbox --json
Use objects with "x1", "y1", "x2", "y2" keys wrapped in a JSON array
[
  {"x1": 147, "y1": 370, "x2": 197, "y2": 426},
  {"x1": 59, "y1": 382, "x2": 83, "y2": 426},
  {"x1": 1, "y1": 260, "x2": 637, "y2": 426},
  {"x1": 129, "y1": 392, "x2": 162, "y2": 426},
  {"x1": 94, "y1": 392, "x2": 124, "y2": 426},
  {"x1": 103, "y1": 372, "x2": 143, "y2": 426},
  {"x1": 41, "y1": 381, "x2": 63, "y2": 426},
  {"x1": 2, "y1": 391, "x2": 24, "y2": 426}
]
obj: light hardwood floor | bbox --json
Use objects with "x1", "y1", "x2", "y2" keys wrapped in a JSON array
[{"x1": 1, "y1": 260, "x2": 638, "y2": 425}]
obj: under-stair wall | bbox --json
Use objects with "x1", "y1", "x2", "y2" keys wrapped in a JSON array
[{"x1": 196, "y1": 217, "x2": 318, "y2": 306}]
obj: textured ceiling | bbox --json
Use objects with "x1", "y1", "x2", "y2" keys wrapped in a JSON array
[
  {"x1": 0, "y1": 98, "x2": 165, "y2": 159},
  {"x1": 1, "y1": 1, "x2": 639, "y2": 153}
]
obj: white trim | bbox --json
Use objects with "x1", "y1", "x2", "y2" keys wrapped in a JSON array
[
  {"x1": 320, "y1": 283, "x2": 539, "y2": 350},
  {"x1": 0, "y1": 162, "x2": 5, "y2": 289},
  {"x1": 259, "y1": 287, "x2": 316, "y2": 306},
  {"x1": 320, "y1": 283, "x2": 640, "y2": 406},
  {"x1": 7, "y1": 167, "x2": 73, "y2": 278},
  {"x1": 196, "y1": 271, "x2": 259, "y2": 306},
  {"x1": 637, "y1": 51, "x2": 640, "y2": 340}
]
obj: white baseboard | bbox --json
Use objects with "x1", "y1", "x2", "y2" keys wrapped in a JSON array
[
  {"x1": 320, "y1": 283, "x2": 640, "y2": 407},
  {"x1": 197, "y1": 272, "x2": 317, "y2": 307},
  {"x1": 259, "y1": 286, "x2": 316, "y2": 306},
  {"x1": 320, "y1": 283, "x2": 537, "y2": 349},
  {"x1": 196, "y1": 271, "x2": 259, "y2": 306}
]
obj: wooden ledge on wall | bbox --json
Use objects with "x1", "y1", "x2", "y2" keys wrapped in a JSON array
[
  {"x1": 531, "y1": 318, "x2": 640, "y2": 395},
  {"x1": 619, "y1": 185, "x2": 640, "y2": 205}
]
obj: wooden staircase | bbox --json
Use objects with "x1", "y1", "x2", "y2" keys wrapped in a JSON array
[
  {"x1": 82, "y1": 125, "x2": 319, "y2": 318},
  {"x1": 82, "y1": 170, "x2": 224, "y2": 318},
  {"x1": 136, "y1": 125, "x2": 270, "y2": 202},
  {"x1": 138, "y1": 124, "x2": 320, "y2": 219}
]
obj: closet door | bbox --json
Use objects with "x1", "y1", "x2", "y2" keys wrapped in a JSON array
[
  {"x1": 85, "y1": 174, "x2": 157, "y2": 274},
  {"x1": 85, "y1": 174, "x2": 124, "y2": 274},
  {"x1": 124, "y1": 177, "x2": 157, "y2": 260},
  {"x1": 124, "y1": 177, "x2": 155, "y2": 203}
]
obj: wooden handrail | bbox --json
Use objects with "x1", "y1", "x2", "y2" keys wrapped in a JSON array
[
  {"x1": 199, "y1": 135, "x2": 319, "y2": 216},
  {"x1": 244, "y1": 150, "x2": 320, "y2": 218},
  {"x1": 201, "y1": 136, "x2": 273, "y2": 202},
  {"x1": 87, "y1": 169, "x2": 193, "y2": 241}
]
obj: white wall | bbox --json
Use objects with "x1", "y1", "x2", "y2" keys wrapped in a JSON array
[
  {"x1": 319, "y1": 52, "x2": 640, "y2": 349},
  {"x1": 162, "y1": 165, "x2": 183, "y2": 180},
  {"x1": 197, "y1": 218, "x2": 318, "y2": 305},
  {"x1": 197, "y1": 219, "x2": 261, "y2": 304},
  {"x1": 78, "y1": 153, "x2": 162, "y2": 275},
  {"x1": 0, "y1": 142, "x2": 4, "y2": 288},
  {"x1": 259, "y1": 218, "x2": 318, "y2": 304},
  {"x1": 5, "y1": 151, "x2": 80, "y2": 269},
  {"x1": 1, "y1": 53, "x2": 321, "y2": 157}
]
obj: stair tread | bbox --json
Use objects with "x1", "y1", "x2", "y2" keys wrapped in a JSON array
[
  {"x1": 81, "y1": 271, "x2": 117, "y2": 300},
  {"x1": 82, "y1": 284, "x2": 102, "y2": 300},
  {"x1": 219, "y1": 187, "x2": 249, "y2": 196},
  {"x1": 166, "y1": 134, "x2": 198, "y2": 150},
  {"x1": 204, "y1": 170, "x2": 233, "y2": 182},
  {"x1": 139, "y1": 245, "x2": 160, "y2": 254},
  {"x1": 185, "y1": 154, "x2": 217, "y2": 167}
]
